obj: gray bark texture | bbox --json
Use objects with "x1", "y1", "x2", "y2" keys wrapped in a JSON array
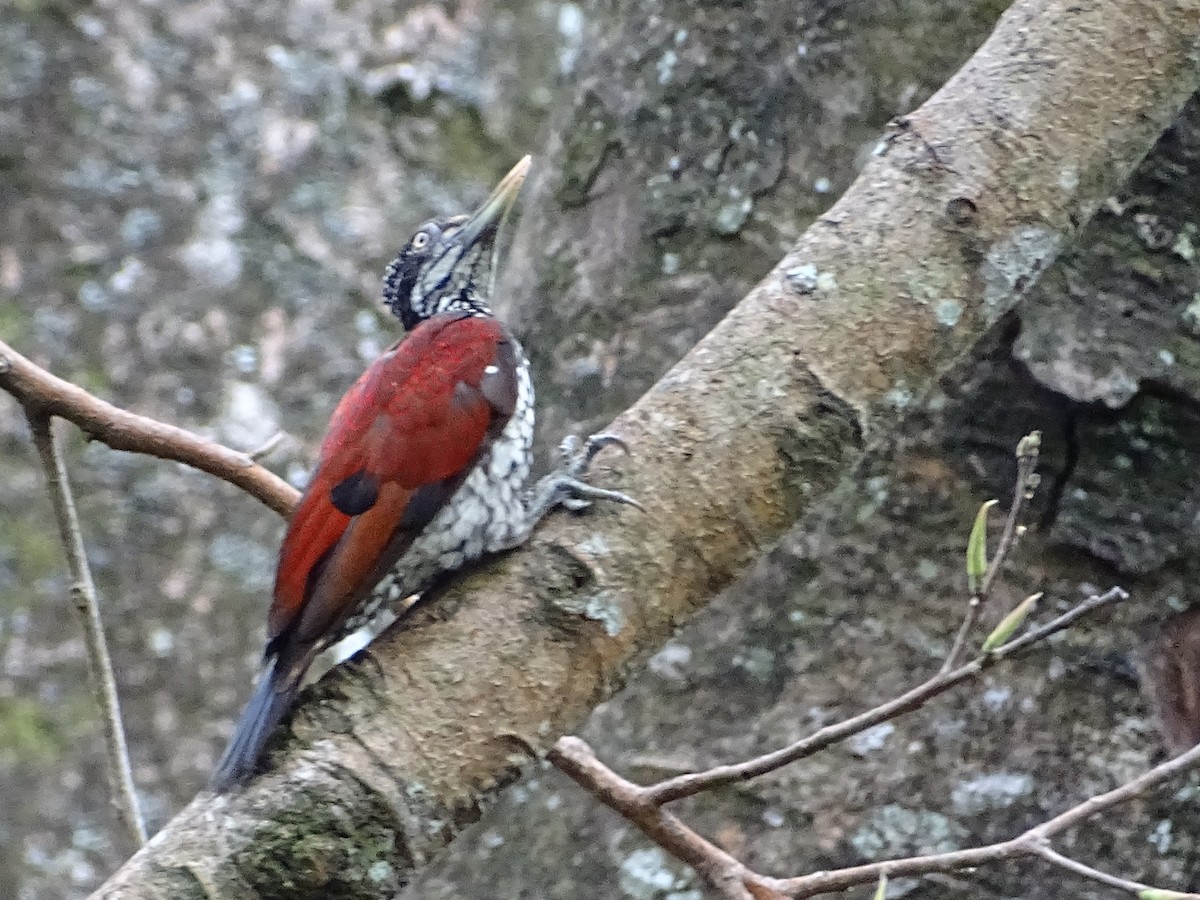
[{"x1": 85, "y1": 0, "x2": 1200, "y2": 896}]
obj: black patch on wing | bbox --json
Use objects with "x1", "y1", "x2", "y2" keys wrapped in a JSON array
[
  {"x1": 452, "y1": 380, "x2": 484, "y2": 411},
  {"x1": 480, "y1": 340, "x2": 518, "y2": 416},
  {"x1": 329, "y1": 470, "x2": 380, "y2": 516},
  {"x1": 399, "y1": 479, "x2": 459, "y2": 531}
]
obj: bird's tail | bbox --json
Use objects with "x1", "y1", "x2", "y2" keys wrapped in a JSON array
[{"x1": 211, "y1": 655, "x2": 298, "y2": 792}]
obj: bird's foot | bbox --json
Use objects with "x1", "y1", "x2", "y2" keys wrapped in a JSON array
[
  {"x1": 491, "y1": 434, "x2": 640, "y2": 553},
  {"x1": 548, "y1": 433, "x2": 642, "y2": 513},
  {"x1": 551, "y1": 434, "x2": 633, "y2": 508}
]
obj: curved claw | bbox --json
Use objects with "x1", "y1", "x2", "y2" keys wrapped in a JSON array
[
  {"x1": 570, "y1": 482, "x2": 644, "y2": 512},
  {"x1": 600, "y1": 489, "x2": 644, "y2": 512},
  {"x1": 544, "y1": 433, "x2": 642, "y2": 516},
  {"x1": 583, "y1": 433, "x2": 631, "y2": 458},
  {"x1": 560, "y1": 432, "x2": 633, "y2": 477},
  {"x1": 547, "y1": 474, "x2": 645, "y2": 514}
]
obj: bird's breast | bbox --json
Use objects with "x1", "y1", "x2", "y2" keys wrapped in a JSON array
[{"x1": 350, "y1": 344, "x2": 536, "y2": 631}]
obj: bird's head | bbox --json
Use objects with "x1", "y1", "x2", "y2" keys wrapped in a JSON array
[{"x1": 382, "y1": 155, "x2": 530, "y2": 331}]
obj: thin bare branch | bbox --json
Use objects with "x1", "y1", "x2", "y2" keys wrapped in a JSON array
[
  {"x1": 556, "y1": 598, "x2": 1199, "y2": 900},
  {"x1": 247, "y1": 431, "x2": 287, "y2": 462},
  {"x1": 645, "y1": 587, "x2": 1127, "y2": 805},
  {"x1": 777, "y1": 740, "x2": 1200, "y2": 897},
  {"x1": 1029, "y1": 844, "x2": 1160, "y2": 896},
  {"x1": 1025, "y1": 738, "x2": 1200, "y2": 843},
  {"x1": 989, "y1": 587, "x2": 1127, "y2": 656},
  {"x1": 980, "y1": 433, "x2": 1040, "y2": 599},
  {"x1": 549, "y1": 738, "x2": 788, "y2": 900},
  {"x1": 0, "y1": 339, "x2": 299, "y2": 517},
  {"x1": 29, "y1": 414, "x2": 147, "y2": 846}
]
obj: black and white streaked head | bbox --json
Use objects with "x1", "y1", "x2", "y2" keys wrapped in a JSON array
[{"x1": 382, "y1": 155, "x2": 530, "y2": 331}]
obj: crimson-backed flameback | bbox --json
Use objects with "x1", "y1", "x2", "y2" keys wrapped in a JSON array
[{"x1": 212, "y1": 157, "x2": 637, "y2": 790}]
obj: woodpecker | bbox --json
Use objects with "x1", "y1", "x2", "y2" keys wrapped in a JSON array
[{"x1": 212, "y1": 157, "x2": 636, "y2": 790}]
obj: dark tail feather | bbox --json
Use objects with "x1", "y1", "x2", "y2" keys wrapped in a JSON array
[{"x1": 211, "y1": 655, "x2": 298, "y2": 792}]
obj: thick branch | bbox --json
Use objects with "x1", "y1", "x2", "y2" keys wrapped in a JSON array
[
  {"x1": 0, "y1": 339, "x2": 299, "y2": 517},
  {"x1": 96, "y1": 0, "x2": 1200, "y2": 895}
]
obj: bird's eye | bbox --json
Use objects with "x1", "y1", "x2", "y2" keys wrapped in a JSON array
[{"x1": 410, "y1": 223, "x2": 441, "y2": 251}]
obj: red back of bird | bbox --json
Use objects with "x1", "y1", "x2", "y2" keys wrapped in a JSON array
[{"x1": 272, "y1": 311, "x2": 523, "y2": 669}]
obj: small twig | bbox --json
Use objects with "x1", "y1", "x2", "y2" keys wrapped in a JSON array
[
  {"x1": 29, "y1": 414, "x2": 147, "y2": 846},
  {"x1": 1028, "y1": 844, "x2": 1159, "y2": 895},
  {"x1": 556, "y1": 636, "x2": 1199, "y2": 900},
  {"x1": 941, "y1": 583, "x2": 986, "y2": 675},
  {"x1": 644, "y1": 587, "x2": 1126, "y2": 805},
  {"x1": 552, "y1": 588, "x2": 1172, "y2": 899},
  {"x1": 0, "y1": 339, "x2": 298, "y2": 517},
  {"x1": 777, "y1": 739, "x2": 1200, "y2": 897},
  {"x1": 988, "y1": 586, "x2": 1125, "y2": 656},
  {"x1": 942, "y1": 432, "x2": 1040, "y2": 673},
  {"x1": 1024, "y1": 735, "x2": 1200, "y2": 842},
  {"x1": 980, "y1": 433, "x2": 1040, "y2": 599},
  {"x1": 247, "y1": 430, "x2": 287, "y2": 462}
]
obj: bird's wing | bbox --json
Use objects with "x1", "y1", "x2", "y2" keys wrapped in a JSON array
[{"x1": 268, "y1": 314, "x2": 519, "y2": 652}]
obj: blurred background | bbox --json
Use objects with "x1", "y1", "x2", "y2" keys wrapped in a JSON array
[{"x1": 2, "y1": 0, "x2": 1199, "y2": 897}]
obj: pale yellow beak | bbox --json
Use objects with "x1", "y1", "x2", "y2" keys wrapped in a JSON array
[{"x1": 455, "y1": 155, "x2": 532, "y2": 249}]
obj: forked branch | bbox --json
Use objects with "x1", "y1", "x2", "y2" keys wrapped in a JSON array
[
  {"x1": 552, "y1": 588, "x2": 1200, "y2": 900},
  {"x1": 0, "y1": 339, "x2": 299, "y2": 517}
]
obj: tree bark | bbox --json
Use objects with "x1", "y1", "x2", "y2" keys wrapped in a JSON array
[
  {"x1": 95, "y1": 0, "x2": 1200, "y2": 896},
  {"x1": 500, "y1": 0, "x2": 1015, "y2": 449}
]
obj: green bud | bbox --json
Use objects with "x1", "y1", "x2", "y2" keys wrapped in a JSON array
[
  {"x1": 981, "y1": 592, "x2": 1043, "y2": 652},
  {"x1": 966, "y1": 499, "x2": 997, "y2": 594}
]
